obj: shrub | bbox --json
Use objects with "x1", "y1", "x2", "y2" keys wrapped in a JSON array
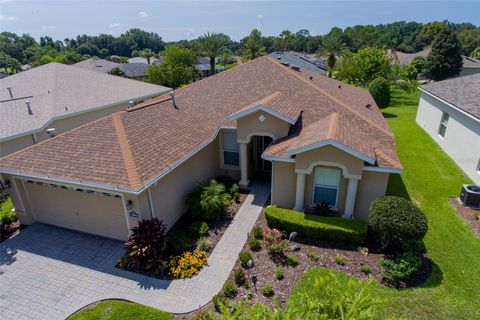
[
  {"x1": 168, "y1": 250, "x2": 208, "y2": 279},
  {"x1": 308, "y1": 252, "x2": 319, "y2": 261},
  {"x1": 188, "y1": 221, "x2": 209, "y2": 237},
  {"x1": 212, "y1": 294, "x2": 226, "y2": 312},
  {"x1": 360, "y1": 265, "x2": 372, "y2": 275},
  {"x1": 262, "y1": 283, "x2": 274, "y2": 297},
  {"x1": 368, "y1": 77, "x2": 391, "y2": 108},
  {"x1": 267, "y1": 240, "x2": 289, "y2": 258},
  {"x1": 370, "y1": 196, "x2": 428, "y2": 252},
  {"x1": 222, "y1": 280, "x2": 238, "y2": 298},
  {"x1": 234, "y1": 267, "x2": 246, "y2": 286},
  {"x1": 251, "y1": 225, "x2": 263, "y2": 240},
  {"x1": 124, "y1": 218, "x2": 166, "y2": 274},
  {"x1": 0, "y1": 197, "x2": 15, "y2": 225},
  {"x1": 186, "y1": 180, "x2": 232, "y2": 220},
  {"x1": 335, "y1": 255, "x2": 346, "y2": 266},
  {"x1": 265, "y1": 206, "x2": 368, "y2": 244},
  {"x1": 263, "y1": 228, "x2": 283, "y2": 244},
  {"x1": 239, "y1": 251, "x2": 252, "y2": 268},
  {"x1": 166, "y1": 232, "x2": 191, "y2": 255},
  {"x1": 197, "y1": 237, "x2": 211, "y2": 251},
  {"x1": 286, "y1": 255, "x2": 298, "y2": 267},
  {"x1": 379, "y1": 251, "x2": 421, "y2": 283},
  {"x1": 248, "y1": 237, "x2": 261, "y2": 252},
  {"x1": 230, "y1": 183, "x2": 240, "y2": 202},
  {"x1": 275, "y1": 266, "x2": 284, "y2": 280}
]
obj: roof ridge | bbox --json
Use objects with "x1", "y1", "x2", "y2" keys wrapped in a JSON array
[
  {"x1": 327, "y1": 112, "x2": 339, "y2": 139},
  {"x1": 265, "y1": 56, "x2": 393, "y2": 138},
  {"x1": 112, "y1": 113, "x2": 142, "y2": 189}
]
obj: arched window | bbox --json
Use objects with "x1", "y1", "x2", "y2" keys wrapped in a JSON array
[{"x1": 313, "y1": 166, "x2": 342, "y2": 208}]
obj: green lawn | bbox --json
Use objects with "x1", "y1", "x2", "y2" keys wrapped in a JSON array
[
  {"x1": 68, "y1": 300, "x2": 172, "y2": 320},
  {"x1": 287, "y1": 89, "x2": 480, "y2": 319}
]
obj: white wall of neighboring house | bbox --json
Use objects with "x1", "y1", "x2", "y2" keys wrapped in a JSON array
[
  {"x1": 460, "y1": 67, "x2": 480, "y2": 77},
  {"x1": 416, "y1": 91, "x2": 480, "y2": 184}
]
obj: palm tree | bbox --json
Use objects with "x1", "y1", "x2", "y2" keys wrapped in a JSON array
[
  {"x1": 220, "y1": 48, "x2": 233, "y2": 70},
  {"x1": 134, "y1": 48, "x2": 155, "y2": 65},
  {"x1": 240, "y1": 29, "x2": 266, "y2": 61},
  {"x1": 279, "y1": 30, "x2": 294, "y2": 51},
  {"x1": 198, "y1": 32, "x2": 226, "y2": 74},
  {"x1": 316, "y1": 36, "x2": 347, "y2": 77}
]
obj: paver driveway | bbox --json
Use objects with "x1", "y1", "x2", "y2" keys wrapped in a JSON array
[{"x1": 0, "y1": 181, "x2": 270, "y2": 320}]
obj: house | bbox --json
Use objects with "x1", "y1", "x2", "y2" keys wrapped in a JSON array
[
  {"x1": 394, "y1": 48, "x2": 480, "y2": 77},
  {"x1": 118, "y1": 62, "x2": 149, "y2": 79},
  {"x1": 268, "y1": 52, "x2": 327, "y2": 74},
  {"x1": 195, "y1": 57, "x2": 225, "y2": 78},
  {"x1": 0, "y1": 62, "x2": 171, "y2": 157},
  {"x1": 72, "y1": 57, "x2": 121, "y2": 73},
  {"x1": 0, "y1": 56, "x2": 401, "y2": 240},
  {"x1": 416, "y1": 74, "x2": 480, "y2": 184}
]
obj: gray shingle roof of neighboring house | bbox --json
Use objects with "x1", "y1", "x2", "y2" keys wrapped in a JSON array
[
  {"x1": 268, "y1": 52, "x2": 327, "y2": 74},
  {"x1": 127, "y1": 56, "x2": 163, "y2": 65},
  {"x1": 396, "y1": 48, "x2": 480, "y2": 68},
  {"x1": 72, "y1": 58, "x2": 120, "y2": 73},
  {"x1": 420, "y1": 73, "x2": 480, "y2": 120},
  {"x1": 0, "y1": 62, "x2": 170, "y2": 141},
  {"x1": 119, "y1": 62, "x2": 149, "y2": 78}
]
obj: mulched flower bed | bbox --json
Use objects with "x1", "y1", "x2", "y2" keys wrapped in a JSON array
[
  {"x1": 117, "y1": 192, "x2": 248, "y2": 280},
  {"x1": 0, "y1": 220, "x2": 22, "y2": 243},
  {"x1": 449, "y1": 197, "x2": 480, "y2": 237}
]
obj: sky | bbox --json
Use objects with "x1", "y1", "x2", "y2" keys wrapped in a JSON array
[{"x1": 0, "y1": 0, "x2": 479, "y2": 41}]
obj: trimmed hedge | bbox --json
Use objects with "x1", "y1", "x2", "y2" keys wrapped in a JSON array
[{"x1": 264, "y1": 206, "x2": 368, "y2": 244}]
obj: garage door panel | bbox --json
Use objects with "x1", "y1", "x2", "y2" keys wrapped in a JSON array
[{"x1": 25, "y1": 183, "x2": 128, "y2": 240}]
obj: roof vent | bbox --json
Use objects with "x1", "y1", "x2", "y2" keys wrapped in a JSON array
[
  {"x1": 309, "y1": 76, "x2": 313, "y2": 80},
  {"x1": 128, "y1": 100, "x2": 135, "y2": 108},
  {"x1": 6, "y1": 86, "x2": 13, "y2": 98},
  {"x1": 280, "y1": 62, "x2": 290, "y2": 67},
  {"x1": 291, "y1": 65, "x2": 301, "y2": 71},
  {"x1": 46, "y1": 128, "x2": 56, "y2": 137},
  {"x1": 365, "y1": 104, "x2": 372, "y2": 109},
  {"x1": 338, "y1": 85, "x2": 342, "y2": 89},
  {"x1": 276, "y1": 56, "x2": 282, "y2": 60},
  {"x1": 25, "y1": 101, "x2": 33, "y2": 115},
  {"x1": 170, "y1": 91, "x2": 177, "y2": 109}
]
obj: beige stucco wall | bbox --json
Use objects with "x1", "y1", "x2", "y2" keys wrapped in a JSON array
[
  {"x1": 236, "y1": 111, "x2": 290, "y2": 142},
  {"x1": 147, "y1": 135, "x2": 222, "y2": 230},
  {"x1": 295, "y1": 145, "x2": 364, "y2": 177},
  {"x1": 0, "y1": 102, "x2": 130, "y2": 157},
  {"x1": 22, "y1": 182, "x2": 128, "y2": 240},
  {"x1": 271, "y1": 161, "x2": 296, "y2": 208},
  {"x1": 355, "y1": 171, "x2": 390, "y2": 221}
]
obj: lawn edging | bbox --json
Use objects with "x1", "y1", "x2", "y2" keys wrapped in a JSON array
[{"x1": 264, "y1": 205, "x2": 368, "y2": 244}]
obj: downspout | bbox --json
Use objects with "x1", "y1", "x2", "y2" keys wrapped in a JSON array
[
  {"x1": 31, "y1": 133, "x2": 37, "y2": 144},
  {"x1": 147, "y1": 187, "x2": 156, "y2": 219}
]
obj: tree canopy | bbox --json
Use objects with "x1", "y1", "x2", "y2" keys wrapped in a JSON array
[{"x1": 424, "y1": 28, "x2": 463, "y2": 81}]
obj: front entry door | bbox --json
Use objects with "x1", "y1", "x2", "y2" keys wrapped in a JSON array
[{"x1": 253, "y1": 136, "x2": 273, "y2": 178}]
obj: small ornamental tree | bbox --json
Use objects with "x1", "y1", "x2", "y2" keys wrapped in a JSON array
[
  {"x1": 370, "y1": 196, "x2": 428, "y2": 252},
  {"x1": 424, "y1": 28, "x2": 463, "y2": 81},
  {"x1": 368, "y1": 77, "x2": 391, "y2": 109}
]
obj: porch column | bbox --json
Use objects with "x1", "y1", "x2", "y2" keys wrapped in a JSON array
[
  {"x1": 293, "y1": 172, "x2": 306, "y2": 212},
  {"x1": 344, "y1": 178, "x2": 359, "y2": 219},
  {"x1": 239, "y1": 142, "x2": 249, "y2": 189}
]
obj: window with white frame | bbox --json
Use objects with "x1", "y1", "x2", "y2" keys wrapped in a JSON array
[
  {"x1": 222, "y1": 131, "x2": 240, "y2": 167},
  {"x1": 313, "y1": 167, "x2": 342, "y2": 207},
  {"x1": 438, "y1": 112, "x2": 449, "y2": 138}
]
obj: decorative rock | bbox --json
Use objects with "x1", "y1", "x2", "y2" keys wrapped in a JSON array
[
  {"x1": 289, "y1": 231, "x2": 298, "y2": 242},
  {"x1": 290, "y1": 244, "x2": 301, "y2": 252},
  {"x1": 246, "y1": 259, "x2": 254, "y2": 269}
]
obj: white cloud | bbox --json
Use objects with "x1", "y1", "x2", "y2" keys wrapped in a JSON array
[
  {"x1": 109, "y1": 22, "x2": 122, "y2": 28},
  {"x1": 0, "y1": 14, "x2": 18, "y2": 21},
  {"x1": 257, "y1": 14, "x2": 263, "y2": 19},
  {"x1": 138, "y1": 11, "x2": 148, "y2": 18},
  {"x1": 41, "y1": 25, "x2": 56, "y2": 30}
]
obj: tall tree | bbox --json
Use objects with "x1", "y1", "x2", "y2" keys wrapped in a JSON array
[
  {"x1": 424, "y1": 28, "x2": 463, "y2": 81},
  {"x1": 134, "y1": 48, "x2": 155, "y2": 64},
  {"x1": 279, "y1": 30, "x2": 294, "y2": 51},
  {"x1": 198, "y1": 32, "x2": 226, "y2": 74},
  {"x1": 240, "y1": 29, "x2": 266, "y2": 60},
  {"x1": 316, "y1": 36, "x2": 347, "y2": 77}
]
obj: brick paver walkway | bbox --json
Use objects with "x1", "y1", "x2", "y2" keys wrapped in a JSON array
[{"x1": 0, "y1": 181, "x2": 270, "y2": 320}]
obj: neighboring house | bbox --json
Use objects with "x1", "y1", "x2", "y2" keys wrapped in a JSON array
[
  {"x1": 0, "y1": 62, "x2": 171, "y2": 157},
  {"x1": 268, "y1": 52, "x2": 328, "y2": 74},
  {"x1": 394, "y1": 48, "x2": 480, "y2": 77},
  {"x1": 118, "y1": 62, "x2": 149, "y2": 79},
  {"x1": 195, "y1": 57, "x2": 225, "y2": 78},
  {"x1": 416, "y1": 74, "x2": 480, "y2": 184},
  {"x1": 72, "y1": 57, "x2": 120, "y2": 73},
  {"x1": 0, "y1": 56, "x2": 401, "y2": 240},
  {"x1": 127, "y1": 56, "x2": 163, "y2": 65}
]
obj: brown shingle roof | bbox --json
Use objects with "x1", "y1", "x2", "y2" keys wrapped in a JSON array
[{"x1": 0, "y1": 56, "x2": 401, "y2": 192}]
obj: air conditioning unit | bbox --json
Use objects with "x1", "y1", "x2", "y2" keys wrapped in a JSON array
[{"x1": 460, "y1": 184, "x2": 480, "y2": 207}]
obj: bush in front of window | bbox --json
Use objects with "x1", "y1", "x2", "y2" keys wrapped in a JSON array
[
  {"x1": 264, "y1": 205, "x2": 368, "y2": 244},
  {"x1": 186, "y1": 179, "x2": 232, "y2": 221},
  {"x1": 370, "y1": 196, "x2": 428, "y2": 253}
]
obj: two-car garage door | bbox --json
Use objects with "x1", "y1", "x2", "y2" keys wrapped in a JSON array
[{"x1": 25, "y1": 182, "x2": 128, "y2": 240}]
